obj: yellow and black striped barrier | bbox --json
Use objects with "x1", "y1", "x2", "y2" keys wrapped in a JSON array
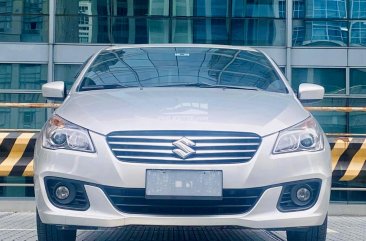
[
  {"x1": 329, "y1": 136, "x2": 366, "y2": 183},
  {"x1": 0, "y1": 132, "x2": 366, "y2": 184},
  {"x1": 0, "y1": 132, "x2": 36, "y2": 177}
]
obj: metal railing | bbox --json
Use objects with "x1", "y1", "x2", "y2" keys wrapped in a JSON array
[
  {"x1": 306, "y1": 107, "x2": 366, "y2": 112},
  {"x1": 0, "y1": 103, "x2": 61, "y2": 108}
]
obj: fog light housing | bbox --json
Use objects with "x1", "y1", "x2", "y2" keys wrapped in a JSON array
[
  {"x1": 45, "y1": 177, "x2": 89, "y2": 210},
  {"x1": 55, "y1": 185, "x2": 70, "y2": 200},
  {"x1": 278, "y1": 179, "x2": 321, "y2": 212}
]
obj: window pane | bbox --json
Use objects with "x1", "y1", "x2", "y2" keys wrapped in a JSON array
[
  {"x1": 293, "y1": 20, "x2": 348, "y2": 46},
  {"x1": 147, "y1": 0, "x2": 169, "y2": 16},
  {"x1": 350, "y1": 21, "x2": 366, "y2": 46},
  {"x1": 2, "y1": 107, "x2": 47, "y2": 129},
  {"x1": 232, "y1": 0, "x2": 286, "y2": 18},
  {"x1": 56, "y1": 0, "x2": 108, "y2": 15},
  {"x1": 0, "y1": 177, "x2": 34, "y2": 197},
  {"x1": 0, "y1": 94, "x2": 47, "y2": 129},
  {"x1": 54, "y1": 64, "x2": 82, "y2": 90},
  {"x1": 349, "y1": 98, "x2": 366, "y2": 134},
  {"x1": 232, "y1": 19, "x2": 286, "y2": 46},
  {"x1": 56, "y1": 16, "x2": 109, "y2": 43},
  {"x1": 173, "y1": 0, "x2": 228, "y2": 17},
  {"x1": 113, "y1": 18, "x2": 169, "y2": 44},
  {"x1": 292, "y1": 68, "x2": 346, "y2": 94},
  {"x1": 0, "y1": 64, "x2": 47, "y2": 90},
  {"x1": 303, "y1": 98, "x2": 347, "y2": 133},
  {"x1": 0, "y1": 0, "x2": 48, "y2": 14},
  {"x1": 56, "y1": 0, "x2": 169, "y2": 16},
  {"x1": 350, "y1": 69, "x2": 366, "y2": 94},
  {"x1": 293, "y1": 0, "x2": 305, "y2": 18},
  {"x1": 293, "y1": 0, "x2": 347, "y2": 19},
  {"x1": 56, "y1": 16, "x2": 169, "y2": 43},
  {"x1": 172, "y1": 19, "x2": 193, "y2": 43},
  {"x1": 23, "y1": 0, "x2": 49, "y2": 14},
  {"x1": 0, "y1": 15, "x2": 48, "y2": 42},
  {"x1": 279, "y1": 67, "x2": 286, "y2": 74},
  {"x1": 0, "y1": 93, "x2": 45, "y2": 103},
  {"x1": 350, "y1": 0, "x2": 366, "y2": 19},
  {"x1": 193, "y1": 19, "x2": 228, "y2": 44},
  {"x1": 114, "y1": 0, "x2": 169, "y2": 16}
]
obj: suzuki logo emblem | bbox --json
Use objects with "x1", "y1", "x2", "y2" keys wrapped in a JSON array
[{"x1": 172, "y1": 137, "x2": 196, "y2": 159}]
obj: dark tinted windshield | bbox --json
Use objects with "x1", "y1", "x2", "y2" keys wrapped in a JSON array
[{"x1": 79, "y1": 47, "x2": 288, "y2": 93}]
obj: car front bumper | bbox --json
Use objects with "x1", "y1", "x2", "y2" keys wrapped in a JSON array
[{"x1": 34, "y1": 131, "x2": 331, "y2": 229}]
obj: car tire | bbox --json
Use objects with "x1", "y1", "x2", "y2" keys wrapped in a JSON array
[
  {"x1": 286, "y1": 216, "x2": 327, "y2": 241},
  {"x1": 36, "y1": 210, "x2": 77, "y2": 241}
]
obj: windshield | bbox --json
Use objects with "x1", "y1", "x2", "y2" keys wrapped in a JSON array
[{"x1": 78, "y1": 47, "x2": 288, "y2": 93}]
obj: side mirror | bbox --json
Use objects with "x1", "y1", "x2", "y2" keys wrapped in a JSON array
[
  {"x1": 42, "y1": 81, "x2": 66, "y2": 101},
  {"x1": 298, "y1": 83, "x2": 324, "y2": 101}
]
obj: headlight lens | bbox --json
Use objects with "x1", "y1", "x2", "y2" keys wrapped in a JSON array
[
  {"x1": 273, "y1": 117, "x2": 324, "y2": 154},
  {"x1": 42, "y1": 115, "x2": 95, "y2": 152}
]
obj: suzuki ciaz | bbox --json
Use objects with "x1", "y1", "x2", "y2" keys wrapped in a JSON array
[{"x1": 35, "y1": 45, "x2": 331, "y2": 241}]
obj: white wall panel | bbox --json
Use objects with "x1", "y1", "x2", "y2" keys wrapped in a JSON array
[
  {"x1": 0, "y1": 44, "x2": 48, "y2": 63},
  {"x1": 292, "y1": 48, "x2": 348, "y2": 67},
  {"x1": 54, "y1": 44, "x2": 110, "y2": 63},
  {"x1": 348, "y1": 49, "x2": 366, "y2": 67},
  {"x1": 256, "y1": 47, "x2": 286, "y2": 66}
]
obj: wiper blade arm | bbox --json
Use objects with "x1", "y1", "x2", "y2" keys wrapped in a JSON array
[
  {"x1": 154, "y1": 83, "x2": 261, "y2": 91},
  {"x1": 212, "y1": 85, "x2": 261, "y2": 91},
  {"x1": 80, "y1": 84, "x2": 127, "y2": 91}
]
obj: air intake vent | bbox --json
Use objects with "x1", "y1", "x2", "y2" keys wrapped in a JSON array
[{"x1": 103, "y1": 186, "x2": 264, "y2": 215}]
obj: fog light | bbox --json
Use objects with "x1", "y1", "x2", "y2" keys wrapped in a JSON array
[
  {"x1": 296, "y1": 187, "x2": 311, "y2": 202},
  {"x1": 291, "y1": 184, "x2": 313, "y2": 206},
  {"x1": 55, "y1": 185, "x2": 70, "y2": 200}
]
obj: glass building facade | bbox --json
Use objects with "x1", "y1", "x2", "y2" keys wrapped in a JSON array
[
  {"x1": 0, "y1": 0, "x2": 366, "y2": 133},
  {"x1": 1, "y1": 0, "x2": 366, "y2": 202}
]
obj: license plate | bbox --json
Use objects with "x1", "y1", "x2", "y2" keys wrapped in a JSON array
[{"x1": 145, "y1": 170, "x2": 223, "y2": 200}]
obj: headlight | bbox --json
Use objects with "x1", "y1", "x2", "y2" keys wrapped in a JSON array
[
  {"x1": 42, "y1": 115, "x2": 95, "y2": 152},
  {"x1": 273, "y1": 117, "x2": 324, "y2": 154}
]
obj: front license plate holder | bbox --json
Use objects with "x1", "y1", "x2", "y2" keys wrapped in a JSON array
[{"x1": 145, "y1": 169, "x2": 223, "y2": 200}]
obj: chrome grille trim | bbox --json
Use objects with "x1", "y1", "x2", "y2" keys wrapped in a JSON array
[
  {"x1": 115, "y1": 156, "x2": 252, "y2": 161},
  {"x1": 107, "y1": 130, "x2": 262, "y2": 164},
  {"x1": 112, "y1": 149, "x2": 257, "y2": 153}
]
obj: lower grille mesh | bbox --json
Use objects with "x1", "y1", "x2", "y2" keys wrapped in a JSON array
[{"x1": 103, "y1": 187, "x2": 264, "y2": 215}]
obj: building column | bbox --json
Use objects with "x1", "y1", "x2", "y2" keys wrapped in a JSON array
[
  {"x1": 286, "y1": 0, "x2": 293, "y2": 84},
  {"x1": 47, "y1": 0, "x2": 56, "y2": 118}
]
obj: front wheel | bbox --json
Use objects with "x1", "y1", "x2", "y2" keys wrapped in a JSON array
[
  {"x1": 36, "y1": 210, "x2": 77, "y2": 241},
  {"x1": 286, "y1": 216, "x2": 327, "y2": 241}
]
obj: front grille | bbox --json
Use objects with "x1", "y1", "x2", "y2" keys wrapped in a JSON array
[
  {"x1": 103, "y1": 187, "x2": 264, "y2": 215},
  {"x1": 106, "y1": 130, "x2": 261, "y2": 164}
]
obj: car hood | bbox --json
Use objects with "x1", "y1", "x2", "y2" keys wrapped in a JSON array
[{"x1": 56, "y1": 88, "x2": 309, "y2": 137}]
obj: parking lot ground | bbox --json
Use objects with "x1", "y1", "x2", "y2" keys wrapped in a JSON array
[{"x1": 0, "y1": 213, "x2": 365, "y2": 241}]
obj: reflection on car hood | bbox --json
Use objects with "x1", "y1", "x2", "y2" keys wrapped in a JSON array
[{"x1": 56, "y1": 88, "x2": 309, "y2": 136}]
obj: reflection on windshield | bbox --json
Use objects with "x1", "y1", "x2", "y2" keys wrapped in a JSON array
[{"x1": 79, "y1": 47, "x2": 288, "y2": 93}]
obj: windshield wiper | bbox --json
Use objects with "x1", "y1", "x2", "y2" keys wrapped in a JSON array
[
  {"x1": 153, "y1": 83, "x2": 262, "y2": 91},
  {"x1": 208, "y1": 84, "x2": 262, "y2": 91},
  {"x1": 80, "y1": 84, "x2": 128, "y2": 91}
]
